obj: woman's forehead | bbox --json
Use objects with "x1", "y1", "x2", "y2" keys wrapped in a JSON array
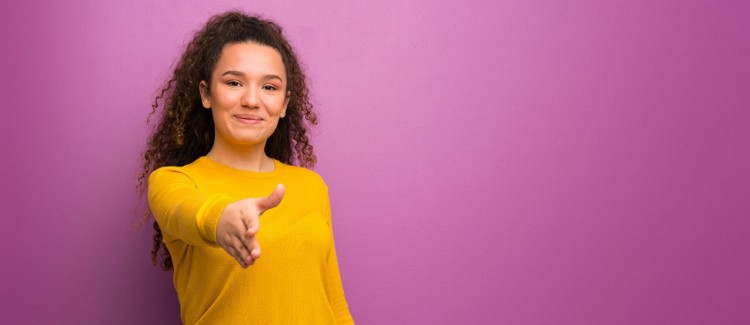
[{"x1": 214, "y1": 42, "x2": 286, "y2": 78}]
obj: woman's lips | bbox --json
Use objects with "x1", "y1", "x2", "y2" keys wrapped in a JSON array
[{"x1": 234, "y1": 115, "x2": 263, "y2": 124}]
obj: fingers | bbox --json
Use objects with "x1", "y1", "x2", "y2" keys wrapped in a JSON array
[
  {"x1": 241, "y1": 227, "x2": 262, "y2": 264},
  {"x1": 242, "y1": 212, "x2": 260, "y2": 236},
  {"x1": 255, "y1": 183, "x2": 285, "y2": 214},
  {"x1": 224, "y1": 235, "x2": 260, "y2": 268},
  {"x1": 248, "y1": 236, "x2": 261, "y2": 260},
  {"x1": 224, "y1": 243, "x2": 250, "y2": 268},
  {"x1": 217, "y1": 185, "x2": 281, "y2": 269},
  {"x1": 232, "y1": 205, "x2": 263, "y2": 267},
  {"x1": 218, "y1": 217, "x2": 260, "y2": 268}
]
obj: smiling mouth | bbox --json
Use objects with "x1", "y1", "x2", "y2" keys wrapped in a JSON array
[{"x1": 234, "y1": 115, "x2": 264, "y2": 123}]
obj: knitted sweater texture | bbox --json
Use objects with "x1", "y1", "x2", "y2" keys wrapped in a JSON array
[{"x1": 148, "y1": 157, "x2": 353, "y2": 324}]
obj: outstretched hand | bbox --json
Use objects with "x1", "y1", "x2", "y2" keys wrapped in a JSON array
[{"x1": 216, "y1": 184, "x2": 285, "y2": 268}]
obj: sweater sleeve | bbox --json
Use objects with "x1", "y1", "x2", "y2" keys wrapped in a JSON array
[
  {"x1": 321, "y1": 183, "x2": 355, "y2": 324},
  {"x1": 147, "y1": 167, "x2": 234, "y2": 247}
]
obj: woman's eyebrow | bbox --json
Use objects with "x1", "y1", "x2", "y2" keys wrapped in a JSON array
[
  {"x1": 220, "y1": 71, "x2": 283, "y2": 82},
  {"x1": 264, "y1": 74, "x2": 283, "y2": 82},
  {"x1": 221, "y1": 70, "x2": 245, "y2": 77}
]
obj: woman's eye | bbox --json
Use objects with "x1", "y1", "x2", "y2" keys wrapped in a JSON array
[
  {"x1": 227, "y1": 81, "x2": 242, "y2": 87},
  {"x1": 262, "y1": 84, "x2": 278, "y2": 91}
]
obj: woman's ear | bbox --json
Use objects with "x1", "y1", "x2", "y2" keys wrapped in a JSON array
[
  {"x1": 199, "y1": 81, "x2": 211, "y2": 109},
  {"x1": 281, "y1": 91, "x2": 291, "y2": 118}
]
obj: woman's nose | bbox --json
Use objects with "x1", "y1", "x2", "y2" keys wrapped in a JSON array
[{"x1": 241, "y1": 87, "x2": 260, "y2": 108}]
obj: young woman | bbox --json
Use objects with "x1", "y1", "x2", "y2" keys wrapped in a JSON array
[{"x1": 138, "y1": 11, "x2": 354, "y2": 324}]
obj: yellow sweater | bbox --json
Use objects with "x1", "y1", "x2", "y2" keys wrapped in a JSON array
[{"x1": 148, "y1": 157, "x2": 354, "y2": 324}]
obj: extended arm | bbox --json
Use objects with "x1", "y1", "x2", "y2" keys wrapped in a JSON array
[
  {"x1": 148, "y1": 167, "x2": 233, "y2": 247},
  {"x1": 148, "y1": 167, "x2": 285, "y2": 267}
]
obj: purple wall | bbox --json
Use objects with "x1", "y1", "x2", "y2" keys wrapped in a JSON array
[{"x1": 2, "y1": 0, "x2": 748, "y2": 324}]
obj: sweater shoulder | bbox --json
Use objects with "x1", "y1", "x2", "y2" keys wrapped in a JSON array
[
  {"x1": 148, "y1": 159, "x2": 202, "y2": 181},
  {"x1": 279, "y1": 163, "x2": 327, "y2": 187}
]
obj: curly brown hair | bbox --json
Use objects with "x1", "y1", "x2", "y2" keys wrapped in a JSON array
[{"x1": 136, "y1": 11, "x2": 317, "y2": 270}]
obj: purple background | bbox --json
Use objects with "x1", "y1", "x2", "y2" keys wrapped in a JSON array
[{"x1": 2, "y1": 0, "x2": 749, "y2": 324}]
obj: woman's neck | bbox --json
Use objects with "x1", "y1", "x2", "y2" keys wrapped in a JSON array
[{"x1": 206, "y1": 139, "x2": 275, "y2": 172}]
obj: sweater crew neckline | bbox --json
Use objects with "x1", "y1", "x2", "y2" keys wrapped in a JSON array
[{"x1": 196, "y1": 156, "x2": 283, "y2": 179}]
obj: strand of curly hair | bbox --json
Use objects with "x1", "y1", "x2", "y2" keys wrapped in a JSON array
[{"x1": 136, "y1": 11, "x2": 317, "y2": 270}]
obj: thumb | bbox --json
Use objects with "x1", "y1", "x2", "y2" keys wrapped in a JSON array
[{"x1": 256, "y1": 184, "x2": 285, "y2": 214}]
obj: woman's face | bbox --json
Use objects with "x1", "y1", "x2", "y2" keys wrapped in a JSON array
[{"x1": 199, "y1": 42, "x2": 289, "y2": 148}]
